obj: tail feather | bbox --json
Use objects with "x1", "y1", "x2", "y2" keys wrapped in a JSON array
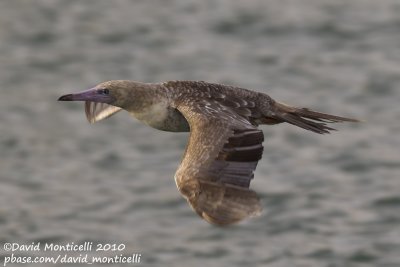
[
  {"x1": 272, "y1": 102, "x2": 359, "y2": 134},
  {"x1": 291, "y1": 107, "x2": 359, "y2": 123}
]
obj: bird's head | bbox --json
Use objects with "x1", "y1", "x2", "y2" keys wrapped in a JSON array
[
  {"x1": 58, "y1": 80, "x2": 144, "y2": 107},
  {"x1": 58, "y1": 80, "x2": 154, "y2": 123}
]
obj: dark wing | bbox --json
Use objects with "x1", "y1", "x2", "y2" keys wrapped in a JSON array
[{"x1": 175, "y1": 99, "x2": 264, "y2": 226}]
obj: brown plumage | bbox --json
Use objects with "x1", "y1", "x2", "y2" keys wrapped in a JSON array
[{"x1": 59, "y1": 80, "x2": 358, "y2": 226}]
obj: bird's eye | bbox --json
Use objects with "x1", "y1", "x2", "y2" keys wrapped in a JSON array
[{"x1": 99, "y1": 89, "x2": 110, "y2": 95}]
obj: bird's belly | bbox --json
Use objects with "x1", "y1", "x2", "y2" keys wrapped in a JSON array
[
  {"x1": 158, "y1": 110, "x2": 190, "y2": 132},
  {"x1": 131, "y1": 104, "x2": 190, "y2": 132}
]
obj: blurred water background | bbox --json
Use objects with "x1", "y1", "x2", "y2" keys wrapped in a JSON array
[{"x1": 0, "y1": 1, "x2": 400, "y2": 266}]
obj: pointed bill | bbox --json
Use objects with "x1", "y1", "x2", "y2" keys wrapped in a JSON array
[{"x1": 85, "y1": 101, "x2": 122, "y2": 123}]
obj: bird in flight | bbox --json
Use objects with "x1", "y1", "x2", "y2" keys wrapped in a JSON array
[{"x1": 59, "y1": 80, "x2": 358, "y2": 226}]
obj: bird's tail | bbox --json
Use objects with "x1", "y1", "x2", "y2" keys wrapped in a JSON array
[{"x1": 269, "y1": 102, "x2": 359, "y2": 134}]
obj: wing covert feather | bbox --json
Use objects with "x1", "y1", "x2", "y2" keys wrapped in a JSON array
[{"x1": 85, "y1": 101, "x2": 122, "y2": 123}]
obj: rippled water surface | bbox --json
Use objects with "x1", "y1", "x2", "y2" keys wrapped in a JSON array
[{"x1": 1, "y1": 1, "x2": 400, "y2": 266}]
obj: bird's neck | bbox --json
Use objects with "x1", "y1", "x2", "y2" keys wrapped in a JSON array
[
  {"x1": 122, "y1": 82, "x2": 170, "y2": 112},
  {"x1": 123, "y1": 83, "x2": 180, "y2": 131}
]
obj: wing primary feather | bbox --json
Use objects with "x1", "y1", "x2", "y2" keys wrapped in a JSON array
[{"x1": 84, "y1": 101, "x2": 122, "y2": 123}]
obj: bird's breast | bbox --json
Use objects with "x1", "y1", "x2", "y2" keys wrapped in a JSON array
[{"x1": 130, "y1": 102, "x2": 190, "y2": 132}]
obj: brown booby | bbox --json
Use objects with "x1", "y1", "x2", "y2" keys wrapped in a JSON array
[{"x1": 59, "y1": 80, "x2": 358, "y2": 226}]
